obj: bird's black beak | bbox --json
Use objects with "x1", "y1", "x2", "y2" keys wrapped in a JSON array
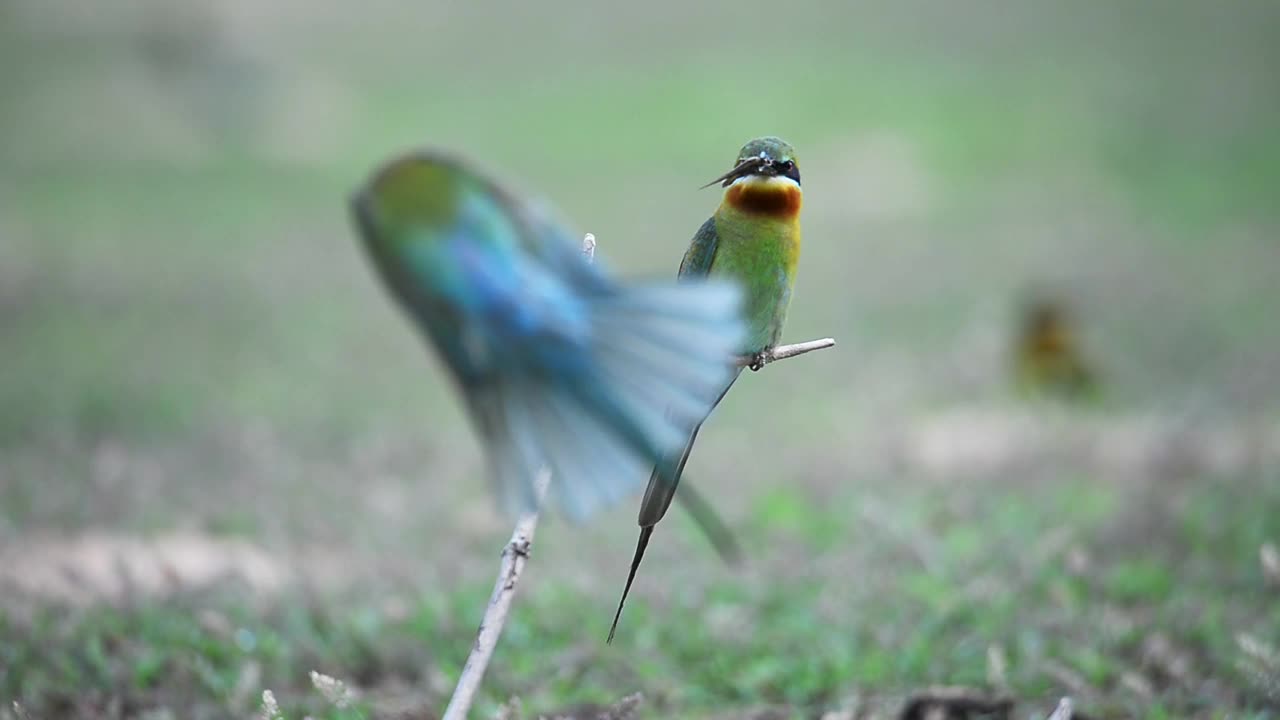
[{"x1": 700, "y1": 155, "x2": 771, "y2": 189}]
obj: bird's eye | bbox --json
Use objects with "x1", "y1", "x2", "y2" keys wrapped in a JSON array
[{"x1": 777, "y1": 159, "x2": 800, "y2": 184}]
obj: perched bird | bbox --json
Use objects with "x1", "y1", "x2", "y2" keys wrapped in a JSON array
[
  {"x1": 608, "y1": 137, "x2": 804, "y2": 642},
  {"x1": 1012, "y1": 297, "x2": 1098, "y2": 400},
  {"x1": 350, "y1": 151, "x2": 746, "y2": 521}
]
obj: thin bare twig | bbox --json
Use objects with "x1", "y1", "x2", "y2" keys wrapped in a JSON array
[
  {"x1": 442, "y1": 236, "x2": 602, "y2": 720},
  {"x1": 1046, "y1": 697, "x2": 1074, "y2": 720},
  {"x1": 442, "y1": 471, "x2": 550, "y2": 720},
  {"x1": 737, "y1": 337, "x2": 836, "y2": 370}
]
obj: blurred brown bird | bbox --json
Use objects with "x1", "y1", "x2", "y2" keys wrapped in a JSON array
[{"x1": 1012, "y1": 298, "x2": 1098, "y2": 400}]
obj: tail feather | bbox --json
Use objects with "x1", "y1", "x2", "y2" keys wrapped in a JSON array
[
  {"x1": 541, "y1": 386, "x2": 650, "y2": 519},
  {"x1": 491, "y1": 379, "x2": 552, "y2": 517},
  {"x1": 591, "y1": 342, "x2": 716, "y2": 428},
  {"x1": 607, "y1": 525, "x2": 653, "y2": 644},
  {"x1": 637, "y1": 371, "x2": 740, "y2": 526},
  {"x1": 599, "y1": 289, "x2": 745, "y2": 368},
  {"x1": 607, "y1": 370, "x2": 742, "y2": 641},
  {"x1": 675, "y1": 481, "x2": 743, "y2": 564},
  {"x1": 480, "y1": 280, "x2": 744, "y2": 521}
]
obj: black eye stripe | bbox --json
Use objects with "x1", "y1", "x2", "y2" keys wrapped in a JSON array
[{"x1": 729, "y1": 157, "x2": 801, "y2": 184}]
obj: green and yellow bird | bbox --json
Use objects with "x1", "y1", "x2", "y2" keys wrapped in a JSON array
[
  {"x1": 608, "y1": 137, "x2": 803, "y2": 642},
  {"x1": 1012, "y1": 297, "x2": 1098, "y2": 400}
]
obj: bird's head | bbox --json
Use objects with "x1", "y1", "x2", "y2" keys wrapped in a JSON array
[
  {"x1": 702, "y1": 136, "x2": 800, "y2": 190},
  {"x1": 705, "y1": 137, "x2": 802, "y2": 217},
  {"x1": 354, "y1": 152, "x2": 471, "y2": 232},
  {"x1": 352, "y1": 150, "x2": 531, "y2": 257}
]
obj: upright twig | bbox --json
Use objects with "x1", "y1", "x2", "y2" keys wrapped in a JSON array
[
  {"x1": 441, "y1": 468, "x2": 551, "y2": 720},
  {"x1": 440, "y1": 232, "x2": 834, "y2": 718},
  {"x1": 441, "y1": 236, "x2": 600, "y2": 720},
  {"x1": 1046, "y1": 696, "x2": 1075, "y2": 720}
]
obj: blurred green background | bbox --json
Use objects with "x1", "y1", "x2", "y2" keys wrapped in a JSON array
[{"x1": 2, "y1": 1, "x2": 1278, "y2": 718}]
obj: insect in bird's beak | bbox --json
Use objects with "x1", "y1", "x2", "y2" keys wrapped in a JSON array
[{"x1": 700, "y1": 156, "x2": 768, "y2": 189}]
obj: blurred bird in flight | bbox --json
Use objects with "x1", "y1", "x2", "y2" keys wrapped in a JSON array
[
  {"x1": 1012, "y1": 296, "x2": 1098, "y2": 400},
  {"x1": 350, "y1": 150, "x2": 746, "y2": 521},
  {"x1": 609, "y1": 137, "x2": 804, "y2": 642}
]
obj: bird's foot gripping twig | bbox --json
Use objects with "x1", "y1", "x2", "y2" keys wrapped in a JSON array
[{"x1": 737, "y1": 337, "x2": 837, "y2": 371}]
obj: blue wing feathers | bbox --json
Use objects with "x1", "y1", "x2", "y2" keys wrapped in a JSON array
[
  {"x1": 427, "y1": 228, "x2": 744, "y2": 521},
  {"x1": 483, "y1": 280, "x2": 745, "y2": 520},
  {"x1": 355, "y1": 152, "x2": 745, "y2": 520}
]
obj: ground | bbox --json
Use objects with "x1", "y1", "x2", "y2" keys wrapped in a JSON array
[{"x1": 1, "y1": 1, "x2": 1279, "y2": 718}]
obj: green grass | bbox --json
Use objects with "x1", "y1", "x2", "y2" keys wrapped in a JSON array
[{"x1": 4, "y1": 475, "x2": 1278, "y2": 718}]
